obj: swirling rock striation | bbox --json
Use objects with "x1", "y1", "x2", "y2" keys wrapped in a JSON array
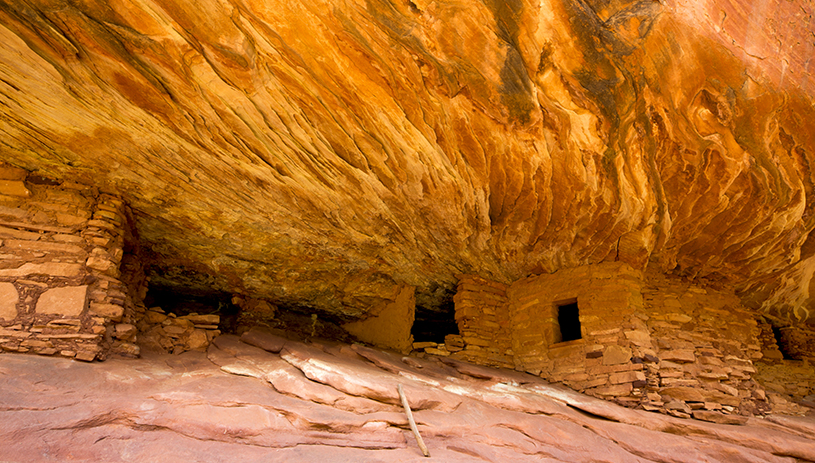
[{"x1": 0, "y1": 0, "x2": 814, "y2": 323}]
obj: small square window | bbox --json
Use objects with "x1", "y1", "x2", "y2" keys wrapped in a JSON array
[{"x1": 556, "y1": 300, "x2": 581, "y2": 342}]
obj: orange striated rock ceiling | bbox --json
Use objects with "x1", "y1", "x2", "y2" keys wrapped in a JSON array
[{"x1": 0, "y1": 0, "x2": 814, "y2": 323}]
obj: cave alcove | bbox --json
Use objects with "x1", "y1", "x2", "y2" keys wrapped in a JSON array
[
  {"x1": 143, "y1": 285, "x2": 241, "y2": 333},
  {"x1": 411, "y1": 295, "x2": 459, "y2": 344}
]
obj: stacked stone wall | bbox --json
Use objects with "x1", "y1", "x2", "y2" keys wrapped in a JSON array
[
  {"x1": 638, "y1": 274, "x2": 767, "y2": 417},
  {"x1": 776, "y1": 325, "x2": 815, "y2": 361},
  {"x1": 753, "y1": 318, "x2": 815, "y2": 414},
  {"x1": 452, "y1": 263, "x2": 778, "y2": 419},
  {"x1": 506, "y1": 262, "x2": 647, "y2": 406},
  {"x1": 0, "y1": 163, "x2": 136, "y2": 360},
  {"x1": 450, "y1": 275, "x2": 513, "y2": 368}
]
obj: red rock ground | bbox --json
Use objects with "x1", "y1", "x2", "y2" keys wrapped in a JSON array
[{"x1": 1, "y1": 329, "x2": 814, "y2": 463}]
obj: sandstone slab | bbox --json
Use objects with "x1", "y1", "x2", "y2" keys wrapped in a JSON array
[
  {"x1": 603, "y1": 345, "x2": 633, "y2": 365},
  {"x1": 35, "y1": 285, "x2": 88, "y2": 316},
  {"x1": 0, "y1": 263, "x2": 82, "y2": 278},
  {"x1": 692, "y1": 410, "x2": 749, "y2": 425},
  {"x1": 2, "y1": 333, "x2": 813, "y2": 463},
  {"x1": 0, "y1": 180, "x2": 30, "y2": 197},
  {"x1": 0, "y1": 282, "x2": 18, "y2": 320},
  {"x1": 659, "y1": 386, "x2": 706, "y2": 402},
  {"x1": 88, "y1": 302, "x2": 124, "y2": 321}
]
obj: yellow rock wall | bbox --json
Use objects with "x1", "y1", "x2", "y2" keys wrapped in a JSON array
[{"x1": 0, "y1": 1, "x2": 813, "y2": 323}]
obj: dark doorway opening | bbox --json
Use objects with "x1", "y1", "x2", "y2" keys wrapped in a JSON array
[
  {"x1": 771, "y1": 324, "x2": 796, "y2": 360},
  {"x1": 412, "y1": 297, "x2": 458, "y2": 343},
  {"x1": 144, "y1": 285, "x2": 240, "y2": 333},
  {"x1": 557, "y1": 300, "x2": 581, "y2": 342}
]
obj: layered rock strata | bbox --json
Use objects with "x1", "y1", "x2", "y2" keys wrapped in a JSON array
[{"x1": 0, "y1": 0, "x2": 814, "y2": 325}]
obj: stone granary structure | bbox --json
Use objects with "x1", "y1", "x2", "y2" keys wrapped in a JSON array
[{"x1": 1, "y1": 0, "x2": 815, "y2": 423}]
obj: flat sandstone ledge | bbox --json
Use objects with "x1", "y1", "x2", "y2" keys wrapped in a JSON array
[{"x1": 0, "y1": 331, "x2": 813, "y2": 463}]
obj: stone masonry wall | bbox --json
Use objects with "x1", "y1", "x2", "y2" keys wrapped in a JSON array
[
  {"x1": 638, "y1": 273, "x2": 768, "y2": 418},
  {"x1": 506, "y1": 262, "x2": 646, "y2": 406},
  {"x1": 450, "y1": 275, "x2": 513, "y2": 368},
  {"x1": 752, "y1": 318, "x2": 815, "y2": 414},
  {"x1": 452, "y1": 264, "x2": 776, "y2": 420},
  {"x1": 0, "y1": 163, "x2": 136, "y2": 361}
]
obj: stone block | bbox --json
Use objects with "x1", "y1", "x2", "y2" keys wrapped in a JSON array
[
  {"x1": 624, "y1": 329, "x2": 652, "y2": 346},
  {"x1": 86, "y1": 219, "x2": 117, "y2": 230},
  {"x1": 424, "y1": 347, "x2": 451, "y2": 356},
  {"x1": 703, "y1": 402, "x2": 722, "y2": 410},
  {"x1": 462, "y1": 336, "x2": 492, "y2": 347},
  {"x1": 113, "y1": 324, "x2": 137, "y2": 340},
  {"x1": 602, "y1": 345, "x2": 632, "y2": 365},
  {"x1": 46, "y1": 319, "x2": 81, "y2": 332},
  {"x1": 35, "y1": 285, "x2": 88, "y2": 316},
  {"x1": 590, "y1": 383, "x2": 633, "y2": 397},
  {"x1": 589, "y1": 328, "x2": 621, "y2": 336},
  {"x1": 699, "y1": 356, "x2": 724, "y2": 366},
  {"x1": 163, "y1": 325, "x2": 188, "y2": 336},
  {"x1": 660, "y1": 349, "x2": 696, "y2": 363},
  {"x1": 180, "y1": 314, "x2": 220, "y2": 325},
  {"x1": 55, "y1": 213, "x2": 87, "y2": 226},
  {"x1": 0, "y1": 226, "x2": 41, "y2": 240},
  {"x1": 445, "y1": 334, "x2": 465, "y2": 348},
  {"x1": 89, "y1": 302, "x2": 124, "y2": 321},
  {"x1": 578, "y1": 376, "x2": 609, "y2": 389},
  {"x1": 699, "y1": 369, "x2": 729, "y2": 380},
  {"x1": 75, "y1": 349, "x2": 98, "y2": 362},
  {"x1": 659, "y1": 386, "x2": 705, "y2": 402},
  {"x1": 113, "y1": 342, "x2": 140, "y2": 357},
  {"x1": 0, "y1": 262, "x2": 83, "y2": 278},
  {"x1": 86, "y1": 254, "x2": 117, "y2": 274},
  {"x1": 609, "y1": 370, "x2": 646, "y2": 384},
  {"x1": 4, "y1": 239, "x2": 85, "y2": 255},
  {"x1": 666, "y1": 313, "x2": 693, "y2": 323},
  {"x1": 144, "y1": 310, "x2": 168, "y2": 324},
  {"x1": 0, "y1": 282, "x2": 19, "y2": 320},
  {"x1": 187, "y1": 329, "x2": 209, "y2": 350},
  {"x1": 563, "y1": 373, "x2": 589, "y2": 382},
  {"x1": 52, "y1": 234, "x2": 83, "y2": 243},
  {"x1": 660, "y1": 378, "x2": 700, "y2": 387},
  {"x1": 412, "y1": 341, "x2": 437, "y2": 349},
  {"x1": 591, "y1": 363, "x2": 644, "y2": 374},
  {"x1": 692, "y1": 411, "x2": 747, "y2": 425},
  {"x1": 0, "y1": 180, "x2": 31, "y2": 197},
  {"x1": 0, "y1": 164, "x2": 27, "y2": 180}
]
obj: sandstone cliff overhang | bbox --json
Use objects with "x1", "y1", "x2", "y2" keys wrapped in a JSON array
[{"x1": 1, "y1": 0, "x2": 814, "y2": 324}]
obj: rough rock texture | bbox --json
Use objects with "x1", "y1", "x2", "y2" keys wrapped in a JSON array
[
  {"x1": 0, "y1": 164, "x2": 142, "y2": 360},
  {"x1": 447, "y1": 264, "x2": 776, "y2": 417},
  {"x1": 1, "y1": 0, "x2": 815, "y2": 321},
  {"x1": 1, "y1": 331, "x2": 814, "y2": 462}
]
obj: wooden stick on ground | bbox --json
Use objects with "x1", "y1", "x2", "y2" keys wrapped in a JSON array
[{"x1": 397, "y1": 383, "x2": 430, "y2": 457}]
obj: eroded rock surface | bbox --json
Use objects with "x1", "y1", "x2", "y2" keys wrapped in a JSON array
[
  {"x1": 1, "y1": 331, "x2": 813, "y2": 462},
  {"x1": 0, "y1": 1, "x2": 814, "y2": 322}
]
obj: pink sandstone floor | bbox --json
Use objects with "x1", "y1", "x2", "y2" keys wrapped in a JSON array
[{"x1": 1, "y1": 329, "x2": 814, "y2": 463}]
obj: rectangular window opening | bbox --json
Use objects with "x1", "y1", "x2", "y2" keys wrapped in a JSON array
[{"x1": 556, "y1": 299, "x2": 582, "y2": 342}]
